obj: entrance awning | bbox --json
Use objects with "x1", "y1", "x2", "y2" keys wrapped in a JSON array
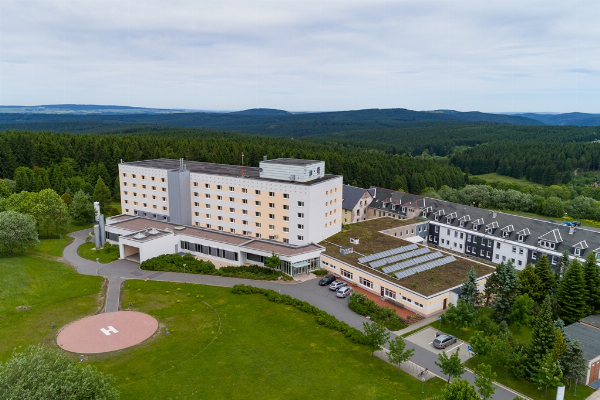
[{"x1": 291, "y1": 261, "x2": 309, "y2": 269}]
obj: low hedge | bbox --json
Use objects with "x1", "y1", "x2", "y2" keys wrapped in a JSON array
[
  {"x1": 140, "y1": 253, "x2": 293, "y2": 281},
  {"x1": 348, "y1": 292, "x2": 407, "y2": 331},
  {"x1": 232, "y1": 284, "x2": 367, "y2": 345},
  {"x1": 311, "y1": 269, "x2": 328, "y2": 276}
]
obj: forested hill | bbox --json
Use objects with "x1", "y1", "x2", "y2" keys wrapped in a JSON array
[{"x1": 0, "y1": 129, "x2": 466, "y2": 197}]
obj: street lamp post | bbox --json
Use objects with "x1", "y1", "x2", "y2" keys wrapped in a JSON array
[
  {"x1": 421, "y1": 378, "x2": 425, "y2": 393},
  {"x1": 95, "y1": 258, "x2": 100, "y2": 275},
  {"x1": 183, "y1": 263, "x2": 186, "y2": 274}
]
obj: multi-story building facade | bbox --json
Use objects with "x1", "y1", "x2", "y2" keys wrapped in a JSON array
[
  {"x1": 341, "y1": 185, "x2": 373, "y2": 224},
  {"x1": 363, "y1": 186, "x2": 600, "y2": 269},
  {"x1": 119, "y1": 158, "x2": 343, "y2": 246}
]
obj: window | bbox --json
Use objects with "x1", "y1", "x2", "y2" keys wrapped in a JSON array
[
  {"x1": 298, "y1": 224, "x2": 304, "y2": 230},
  {"x1": 518, "y1": 235, "x2": 524, "y2": 242},
  {"x1": 255, "y1": 201, "x2": 261, "y2": 206},
  {"x1": 298, "y1": 201, "x2": 304, "y2": 207},
  {"x1": 512, "y1": 246, "x2": 517, "y2": 254},
  {"x1": 518, "y1": 260, "x2": 523, "y2": 266},
  {"x1": 242, "y1": 199, "x2": 248, "y2": 204},
  {"x1": 205, "y1": 184, "x2": 210, "y2": 188},
  {"x1": 243, "y1": 220, "x2": 248, "y2": 225},
  {"x1": 151, "y1": 177, "x2": 155, "y2": 181},
  {"x1": 283, "y1": 205, "x2": 289, "y2": 210},
  {"x1": 496, "y1": 242, "x2": 501, "y2": 249},
  {"x1": 269, "y1": 214, "x2": 275, "y2": 219},
  {"x1": 132, "y1": 183, "x2": 137, "y2": 188},
  {"x1": 217, "y1": 195, "x2": 223, "y2": 201},
  {"x1": 163, "y1": 206, "x2": 167, "y2": 210},
  {"x1": 229, "y1": 208, "x2": 235, "y2": 213},
  {"x1": 153, "y1": 205, "x2": 157, "y2": 209},
  {"x1": 283, "y1": 238, "x2": 289, "y2": 243},
  {"x1": 502, "y1": 256, "x2": 507, "y2": 261},
  {"x1": 143, "y1": 203, "x2": 147, "y2": 207},
  {"x1": 454, "y1": 231, "x2": 458, "y2": 238},
  {"x1": 162, "y1": 197, "x2": 166, "y2": 202},
  {"x1": 230, "y1": 228, "x2": 235, "y2": 233},
  {"x1": 269, "y1": 191, "x2": 275, "y2": 197},
  {"x1": 297, "y1": 235, "x2": 304, "y2": 241},
  {"x1": 435, "y1": 226, "x2": 439, "y2": 233},
  {"x1": 161, "y1": 178, "x2": 165, "y2": 183},
  {"x1": 217, "y1": 185, "x2": 222, "y2": 190},
  {"x1": 283, "y1": 227, "x2": 289, "y2": 232},
  {"x1": 575, "y1": 248, "x2": 581, "y2": 256},
  {"x1": 205, "y1": 194, "x2": 210, "y2": 198},
  {"x1": 532, "y1": 251, "x2": 537, "y2": 260},
  {"x1": 255, "y1": 190, "x2": 261, "y2": 195},
  {"x1": 467, "y1": 246, "x2": 471, "y2": 252},
  {"x1": 495, "y1": 254, "x2": 500, "y2": 259},
  {"x1": 359, "y1": 277, "x2": 373, "y2": 288},
  {"x1": 206, "y1": 224, "x2": 211, "y2": 228},
  {"x1": 206, "y1": 214, "x2": 211, "y2": 219},
  {"x1": 467, "y1": 234, "x2": 472, "y2": 242},
  {"x1": 206, "y1": 204, "x2": 211, "y2": 209},
  {"x1": 269, "y1": 225, "x2": 275, "y2": 230},
  {"x1": 298, "y1": 213, "x2": 304, "y2": 218},
  {"x1": 269, "y1": 203, "x2": 275, "y2": 208},
  {"x1": 283, "y1": 216, "x2": 289, "y2": 221},
  {"x1": 242, "y1": 188, "x2": 248, "y2": 193},
  {"x1": 460, "y1": 233, "x2": 464, "y2": 239},
  {"x1": 193, "y1": 182, "x2": 198, "y2": 187},
  {"x1": 243, "y1": 210, "x2": 248, "y2": 215},
  {"x1": 123, "y1": 182, "x2": 128, "y2": 187},
  {"x1": 229, "y1": 186, "x2": 234, "y2": 192},
  {"x1": 341, "y1": 269, "x2": 352, "y2": 279},
  {"x1": 256, "y1": 222, "x2": 261, "y2": 228},
  {"x1": 132, "y1": 174, "x2": 136, "y2": 178},
  {"x1": 447, "y1": 229, "x2": 450, "y2": 235},
  {"x1": 218, "y1": 226, "x2": 224, "y2": 231},
  {"x1": 194, "y1": 202, "x2": 199, "y2": 207},
  {"x1": 217, "y1": 206, "x2": 222, "y2": 211},
  {"x1": 162, "y1": 188, "x2": 166, "y2": 192},
  {"x1": 383, "y1": 288, "x2": 396, "y2": 299},
  {"x1": 229, "y1": 197, "x2": 234, "y2": 202},
  {"x1": 519, "y1": 248, "x2": 524, "y2": 255},
  {"x1": 141, "y1": 175, "x2": 145, "y2": 180},
  {"x1": 154, "y1": 186, "x2": 158, "y2": 191},
  {"x1": 255, "y1": 212, "x2": 261, "y2": 217},
  {"x1": 256, "y1": 233, "x2": 261, "y2": 238},
  {"x1": 283, "y1": 193, "x2": 289, "y2": 199},
  {"x1": 218, "y1": 216, "x2": 223, "y2": 221}
]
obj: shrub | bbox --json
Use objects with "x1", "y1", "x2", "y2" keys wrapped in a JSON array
[
  {"x1": 348, "y1": 292, "x2": 407, "y2": 331},
  {"x1": 311, "y1": 269, "x2": 328, "y2": 276},
  {"x1": 232, "y1": 284, "x2": 367, "y2": 345}
]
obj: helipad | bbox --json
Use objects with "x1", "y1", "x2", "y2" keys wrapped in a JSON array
[{"x1": 57, "y1": 311, "x2": 158, "y2": 354}]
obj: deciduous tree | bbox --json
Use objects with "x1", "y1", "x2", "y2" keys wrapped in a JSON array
[
  {"x1": 440, "y1": 378, "x2": 479, "y2": 400},
  {"x1": 0, "y1": 211, "x2": 39, "y2": 255},
  {"x1": 264, "y1": 252, "x2": 281, "y2": 269},
  {"x1": 469, "y1": 331, "x2": 492, "y2": 364},
  {"x1": 435, "y1": 349, "x2": 465, "y2": 382},
  {"x1": 508, "y1": 294, "x2": 534, "y2": 331},
  {"x1": 386, "y1": 336, "x2": 414, "y2": 374},
  {"x1": 362, "y1": 321, "x2": 390, "y2": 358},
  {"x1": 474, "y1": 363, "x2": 497, "y2": 400},
  {"x1": 534, "y1": 352, "x2": 563, "y2": 399},
  {"x1": 70, "y1": 190, "x2": 96, "y2": 223}
]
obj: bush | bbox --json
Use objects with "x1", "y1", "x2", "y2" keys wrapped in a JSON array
[
  {"x1": 348, "y1": 292, "x2": 407, "y2": 331},
  {"x1": 232, "y1": 284, "x2": 367, "y2": 345},
  {"x1": 311, "y1": 269, "x2": 328, "y2": 276},
  {"x1": 140, "y1": 253, "x2": 292, "y2": 281}
]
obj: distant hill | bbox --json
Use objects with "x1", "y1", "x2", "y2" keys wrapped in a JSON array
[
  {"x1": 0, "y1": 104, "x2": 200, "y2": 115},
  {"x1": 231, "y1": 108, "x2": 290, "y2": 116},
  {"x1": 511, "y1": 112, "x2": 600, "y2": 126}
]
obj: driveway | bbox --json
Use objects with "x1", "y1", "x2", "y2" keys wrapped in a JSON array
[
  {"x1": 63, "y1": 229, "x2": 524, "y2": 400},
  {"x1": 407, "y1": 327, "x2": 471, "y2": 363}
]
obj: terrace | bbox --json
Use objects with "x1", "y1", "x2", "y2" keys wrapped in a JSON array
[{"x1": 321, "y1": 217, "x2": 494, "y2": 296}]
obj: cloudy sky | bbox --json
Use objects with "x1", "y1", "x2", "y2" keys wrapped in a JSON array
[{"x1": 0, "y1": 0, "x2": 598, "y2": 112}]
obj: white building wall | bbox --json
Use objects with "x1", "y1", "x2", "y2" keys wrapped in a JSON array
[
  {"x1": 438, "y1": 226, "x2": 467, "y2": 254},
  {"x1": 491, "y1": 240, "x2": 529, "y2": 270}
]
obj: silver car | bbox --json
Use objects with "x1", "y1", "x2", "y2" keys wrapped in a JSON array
[
  {"x1": 337, "y1": 286, "x2": 353, "y2": 298},
  {"x1": 433, "y1": 334, "x2": 457, "y2": 349},
  {"x1": 329, "y1": 281, "x2": 348, "y2": 291}
]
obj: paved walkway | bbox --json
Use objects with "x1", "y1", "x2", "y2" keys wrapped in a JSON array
[{"x1": 63, "y1": 229, "x2": 522, "y2": 400}]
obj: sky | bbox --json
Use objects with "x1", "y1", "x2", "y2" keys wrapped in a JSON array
[{"x1": 0, "y1": 0, "x2": 599, "y2": 113}]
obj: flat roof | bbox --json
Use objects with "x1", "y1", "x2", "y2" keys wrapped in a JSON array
[
  {"x1": 260, "y1": 158, "x2": 322, "y2": 166},
  {"x1": 121, "y1": 158, "x2": 339, "y2": 185},
  {"x1": 107, "y1": 215, "x2": 324, "y2": 256}
]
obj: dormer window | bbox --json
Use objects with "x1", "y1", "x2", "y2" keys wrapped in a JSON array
[
  {"x1": 434, "y1": 215, "x2": 439, "y2": 221},
  {"x1": 402, "y1": 207, "x2": 406, "y2": 213},
  {"x1": 518, "y1": 235, "x2": 524, "y2": 242},
  {"x1": 575, "y1": 248, "x2": 581, "y2": 256},
  {"x1": 459, "y1": 221, "x2": 465, "y2": 228},
  {"x1": 472, "y1": 225, "x2": 478, "y2": 231}
]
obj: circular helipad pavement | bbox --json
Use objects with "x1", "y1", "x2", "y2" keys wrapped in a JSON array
[{"x1": 57, "y1": 311, "x2": 158, "y2": 354}]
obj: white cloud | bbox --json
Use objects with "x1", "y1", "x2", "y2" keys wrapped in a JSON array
[{"x1": 0, "y1": 0, "x2": 599, "y2": 112}]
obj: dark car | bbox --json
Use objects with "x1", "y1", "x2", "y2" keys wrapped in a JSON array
[
  {"x1": 572, "y1": 221, "x2": 581, "y2": 227},
  {"x1": 433, "y1": 334, "x2": 457, "y2": 349},
  {"x1": 319, "y1": 275, "x2": 336, "y2": 286}
]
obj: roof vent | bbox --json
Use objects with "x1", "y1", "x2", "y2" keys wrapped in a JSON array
[
  {"x1": 569, "y1": 226, "x2": 575, "y2": 235},
  {"x1": 263, "y1": 155, "x2": 267, "y2": 161},
  {"x1": 289, "y1": 175, "x2": 295, "y2": 181},
  {"x1": 148, "y1": 228, "x2": 160, "y2": 235},
  {"x1": 492, "y1": 211, "x2": 497, "y2": 218},
  {"x1": 133, "y1": 232, "x2": 146, "y2": 239},
  {"x1": 174, "y1": 226, "x2": 185, "y2": 231}
]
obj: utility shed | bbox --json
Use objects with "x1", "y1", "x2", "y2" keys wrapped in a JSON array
[{"x1": 564, "y1": 318, "x2": 600, "y2": 385}]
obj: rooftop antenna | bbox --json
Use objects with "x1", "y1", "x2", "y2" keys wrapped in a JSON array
[{"x1": 241, "y1": 152, "x2": 244, "y2": 177}]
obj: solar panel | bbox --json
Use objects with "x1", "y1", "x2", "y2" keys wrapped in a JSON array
[
  {"x1": 357, "y1": 244, "x2": 418, "y2": 263},
  {"x1": 394, "y1": 256, "x2": 457, "y2": 279},
  {"x1": 370, "y1": 247, "x2": 430, "y2": 268},
  {"x1": 382, "y1": 252, "x2": 443, "y2": 274}
]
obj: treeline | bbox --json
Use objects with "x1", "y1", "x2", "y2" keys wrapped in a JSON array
[
  {"x1": 452, "y1": 141, "x2": 600, "y2": 185},
  {"x1": 0, "y1": 129, "x2": 467, "y2": 194},
  {"x1": 424, "y1": 184, "x2": 600, "y2": 221}
]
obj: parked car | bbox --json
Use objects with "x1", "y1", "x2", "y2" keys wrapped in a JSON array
[
  {"x1": 319, "y1": 275, "x2": 336, "y2": 286},
  {"x1": 572, "y1": 221, "x2": 581, "y2": 227},
  {"x1": 329, "y1": 281, "x2": 348, "y2": 291},
  {"x1": 337, "y1": 286, "x2": 353, "y2": 298},
  {"x1": 433, "y1": 334, "x2": 457, "y2": 349}
]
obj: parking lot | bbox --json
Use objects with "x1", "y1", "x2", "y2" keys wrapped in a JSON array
[{"x1": 405, "y1": 327, "x2": 471, "y2": 362}]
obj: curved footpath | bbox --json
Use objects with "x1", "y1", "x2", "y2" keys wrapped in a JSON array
[{"x1": 64, "y1": 229, "x2": 521, "y2": 400}]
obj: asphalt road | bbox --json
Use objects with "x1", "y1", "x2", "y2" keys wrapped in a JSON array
[{"x1": 64, "y1": 229, "x2": 524, "y2": 400}]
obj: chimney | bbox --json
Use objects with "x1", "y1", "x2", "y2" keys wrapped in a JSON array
[
  {"x1": 263, "y1": 155, "x2": 267, "y2": 161},
  {"x1": 569, "y1": 226, "x2": 575, "y2": 235},
  {"x1": 492, "y1": 211, "x2": 497, "y2": 219}
]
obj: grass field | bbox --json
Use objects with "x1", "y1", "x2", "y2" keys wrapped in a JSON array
[
  {"x1": 0, "y1": 250, "x2": 104, "y2": 360},
  {"x1": 78, "y1": 242, "x2": 120, "y2": 264},
  {"x1": 0, "y1": 235, "x2": 447, "y2": 399},
  {"x1": 472, "y1": 173, "x2": 542, "y2": 187}
]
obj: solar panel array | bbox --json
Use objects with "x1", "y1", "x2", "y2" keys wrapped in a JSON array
[
  {"x1": 381, "y1": 252, "x2": 443, "y2": 274},
  {"x1": 357, "y1": 244, "x2": 418, "y2": 263},
  {"x1": 370, "y1": 247, "x2": 430, "y2": 268},
  {"x1": 394, "y1": 256, "x2": 457, "y2": 279}
]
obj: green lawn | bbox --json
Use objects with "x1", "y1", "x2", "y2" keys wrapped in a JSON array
[
  {"x1": 0, "y1": 236, "x2": 447, "y2": 399},
  {"x1": 78, "y1": 242, "x2": 119, "y2": 264},
  {"x1": 472, "y1": 173, "x2": 542, "y2": 187},
  {"x1": 0, "y1": 250, "x2": 104, "y2": 360}
]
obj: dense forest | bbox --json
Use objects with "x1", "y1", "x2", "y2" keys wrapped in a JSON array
[
  {"x1": 451, "y1": 141, "x2": 600, "y2": 185},
  {"x1": 0, "y1": 129, "x2": 467, "y2": 197}
]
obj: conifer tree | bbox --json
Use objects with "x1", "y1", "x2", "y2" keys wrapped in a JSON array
[
  {"x1": 527, "y1": 295, "x2": 556, "y2": 377},
  {"x1": 534, "y1": 255, "x2": 556, "y2": 298},
  {"x1": 555, "y1": 251, "x2": 571, "y2": 284},
  {"x1": 461, "y1": 266, "x2": 479, "y2": 306},
  {"x1": 493, "y1": 262, "x2": 520, "y2": 322},
  {"x1": 518, "y1": 264, "x2": 544, "y2": 303},
  {"x1": 583, "y1": 253, "x2": 600, "y2": 313},
  {"x1": 556, "y1": 259, "x2": 588, "y2": 324},
  {"x1": 93, "y1": 177, "x2": 112, "y2": 215}
]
